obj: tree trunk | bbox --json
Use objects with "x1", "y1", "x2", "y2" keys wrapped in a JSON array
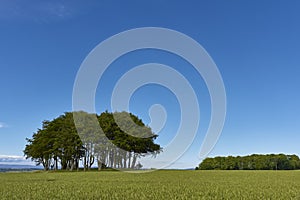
[
  {"x1": 128, "y1": 153, "x2": 131, "y2": 169},
  {"x1": 70, "y1": 159, "x2": 74, "y2": 171},
  {"x1": 83, "y1": 156, "x2": 87, "y2": 171},
  {"x1": 123, "y1": 152, "x2": 127, "y2": 169},
  {"x1": 89, "y1": 155, "x2": 94, "y2": 169},
  {"x1": 131, "y1": 154, "x2": 137, "y2": 169},
  {"x1": 97, "y1": 160, "x2": 102, "y2": 171},
  {"x1": 55, "y1": 157, "x2": 58, "y2": 171}
]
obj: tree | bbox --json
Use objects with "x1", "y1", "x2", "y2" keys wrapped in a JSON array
[
  {"x1": 97, "y1": 111, "x2": 162, "y2": 169},
  {"x1": 197, "y1": 154, "x2": 300, "y2": 170},
  {"x1": 24, "y1": 128, "x2": 52, "y2": 171},
  {"x1": 24, "y1": 112, "x2": 85, "y2": 171},
  {"x1": 24, "y1": 111, "x2": 162, "y2": 171}
]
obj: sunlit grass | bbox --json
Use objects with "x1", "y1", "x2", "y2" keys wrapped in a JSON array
[{"x1": 1, "y1": 170, "x2": 300, "y2": 199}]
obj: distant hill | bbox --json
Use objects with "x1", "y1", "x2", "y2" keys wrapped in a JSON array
[{"x1": 0, "y1": 164, "x2": 42, "y2": 172}]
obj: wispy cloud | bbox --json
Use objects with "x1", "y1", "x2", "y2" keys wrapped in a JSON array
[
  {"x1": 0, "y1": 122, "x2": 7, "y2": 128},
  {"x1": 0, "y1": 155, "x2": 34, "y2": 165},
  {"x1": 0, "y1": 0, "x2": 91, "y2": 22},
  {"x1": 33, "y1": 1, "x2": 74, "y2": 20},
  {"x1": 0, "y1": 155, "x2": 25, "y2": 162}
]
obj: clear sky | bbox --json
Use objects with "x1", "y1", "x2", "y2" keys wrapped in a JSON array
[{"x1": 0, "y1": 0, "x2": 300, "y2": 168}]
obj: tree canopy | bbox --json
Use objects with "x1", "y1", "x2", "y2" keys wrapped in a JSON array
[
  {"x1": 197, "y1": 154, "x2": 300, "y2": 170},
  {"x1": 24, "y1": 111, "x2": 161, "y2": 171}
]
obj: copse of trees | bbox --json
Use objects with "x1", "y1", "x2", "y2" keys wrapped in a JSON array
[
  {"x1": 97, "y1": 111, "x2": 161, "y2": 170},
  {"x1": 24, "y1": 111, "x2": 161, "y2": 171},
  {"x1": 197, "y1": 154, "x2": 300, "y2": 170}
]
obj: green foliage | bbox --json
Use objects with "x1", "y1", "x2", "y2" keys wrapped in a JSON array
[
  {"x1": 24, "y1": 111, "x2": 161, "y2": 171},
  {"x1": 1, "y1": 171, "x2": 300, "y2": 199},
  {"x1": 99, "y1": 111, "x2": 161, "y2": 154},
  {"x1": 96, "y1": 111, "x2": 161, "y2": 169},
  {"x1": 198, "y1": 154, "x2": 300, "y2": 170},
  {"x1": 24, "y1": 113, "x2": 84, "y2": 171}
]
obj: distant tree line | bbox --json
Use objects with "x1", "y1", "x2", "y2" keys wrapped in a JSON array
[
  {"x1": 24, "y1": 111, "x2": 161, "y2": 171},
  {"x1": 197, "y1": 154, "x2": 300, "y2": 170}
]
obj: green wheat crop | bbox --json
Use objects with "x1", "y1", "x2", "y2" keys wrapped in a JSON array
[{"x1": 1, "y1": 170, "x2": 300, "y2": 199}]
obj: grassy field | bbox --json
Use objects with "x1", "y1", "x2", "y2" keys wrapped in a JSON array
[{"x1": 1, "y1": 170, "x2": 300, "y2": 199}]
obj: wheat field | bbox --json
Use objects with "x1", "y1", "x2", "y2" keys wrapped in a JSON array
[{"x1": 1, "y1": 170, "x2": 300, "y2": 199}]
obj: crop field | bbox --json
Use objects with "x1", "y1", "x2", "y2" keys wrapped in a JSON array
[{"x1": 1, "y1": 170, "x2": 300, "y2": 199}]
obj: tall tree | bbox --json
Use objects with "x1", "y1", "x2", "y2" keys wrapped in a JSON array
[
  {"x1": 24, "y1": 111, "x2": 162, "y2": 170},
  {"x1": 97, "y1": 111, "x2": 162, "y2": 169},
  {"x1": 24, "y1": 112, "x2": 85, "y2": 171}
]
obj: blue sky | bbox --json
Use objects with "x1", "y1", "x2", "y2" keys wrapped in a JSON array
[{"x1": 0, "y1": 0, "x2": 300, "y2": 168}]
